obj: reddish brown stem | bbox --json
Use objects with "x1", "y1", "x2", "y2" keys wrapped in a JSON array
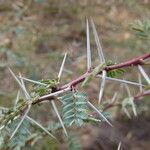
[
  {"x1": 103, "y1": 103, "x2": 121, "y2": 111},
  {"x1": 62, "y1": 53, "x2": 150, "y2": 88},
  {"x1": 105, "y1": 53, "x2": 150, "y2": 71},
  {"x1": 134, "y1": 90, "x2": 150, "y2": 100},
  {"x1": 33, "y1": 53, "x2": 150, "y2": 105},
  {"x1": 102, "y1": 89, "x2": 150, "y2": 111}
]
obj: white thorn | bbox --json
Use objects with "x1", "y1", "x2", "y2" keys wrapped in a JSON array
[
  {"x1": 17, "y1": 76, "x2": 46, "y2": 86},
  {"x1": 10, "y1": 104, "x2": 31, "y2": 139},
  {"x1": 87, "y1": 101, "x2": 113, "y2": 127},
  {"x1": 19, "y1": 73, "x2": 31, "y2": 99},
  {"x1": 0, "y1": 125, "x2": 5, "y2": 131},
  {"x1": 130, "y1": 97, "x2": 137, "y2": 117},
  {"x1": 124, "y1": 84, "x2": 132, "y2": 97},
  {"x1": 51, "y1": 100, "x2": 68, "y2": 137},
  {"x1": 26, "y1": 116, "x2": 57, "y2": 140},
  {"x1": 58, "y1": 53, "x2": 67, "y2": 80},
  {"x1": 0, "y1": 106, "x2": 9, "y2": 111},
  {"x1": 138, "y1": 65, "x2": 150, "y2": 85},
  {"x1": 86, "y1": 18, "x2": 92, "y2": 70},
  {"x1": 124, "y1": 84, "x2": 137, "y2": 117},
  {"x1": 117, "y1": 141, "x2": 122, "y2": 150},
  {"x1": 97, "y1": 75, "x2": 145, "y2": 87},
  {"x1": 110, "y1": 92, "x2": 118, "y2": 104},
  {"x1": 98, "y1": 70, "x2": 106, "y2": 104},
  {"x1": 39, "y1": 87, "x2": 71, "y2": 100},
  {"x1": 14, "y1": 91, "x2": 20, "y2": 110},
  {"x1": 8, "y1": 68, "x2": 29, "y2": 98},
  {"x1": 138, "y1": 73, "x2": 143, "y2": 92},
  {"x1": 90, "y1": 18, "x2": 105, "y2": 63},
  {"x1": 123, "y1": 107, "x2": 131, "y2": 119}
]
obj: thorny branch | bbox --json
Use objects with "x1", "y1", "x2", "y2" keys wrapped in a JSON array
[
  {"x1": 102, "y1": 89, "x2": 150, "y2": 111},
  {"x1": 34, "y1": 52, "x2": 150, "y2": 104},
  {"x1": 0, "y1": 52, "x2": 149, "y2": 139},
  {"x1": 134, "y1": 89, "x2": 150, "y2": 100}
]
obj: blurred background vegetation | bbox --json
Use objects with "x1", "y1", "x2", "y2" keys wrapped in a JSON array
[{"x1": 0, "y1": 0, "x2": 150, "y2": 149}]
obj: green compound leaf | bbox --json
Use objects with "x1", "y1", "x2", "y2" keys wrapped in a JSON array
[
  {"x1": 122, "y1": 97, "x2": 134, "y2": 107},
  {"x1": 82, "y1": 63, "x2": 106, "y2": 87},
  {"x1": 107, "y1": 68, "x2": 125, "y2": 78},
  {"x1": 132, "y1": 20, "x2": 150, "y2": 40},
  {"x1": 7, "y1": 118, "x2": 31, "y2": 149},
  {"x1": 104, "y1": 60, "x2": 125, "y2": 78},
  {"x1": 31, "y1": 78, "x2": 59, "y2": 96},
  {"x1": 122, "y1": 97, "x2": 137, "y2": 117},
  {"x1": 62, "y1": 91, "x2": 88, "y2": 127}
]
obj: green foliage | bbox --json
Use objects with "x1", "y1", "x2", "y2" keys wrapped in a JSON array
[
  {"x1": 0, "y1": 108, "x2": 17, "y2": 129},
  {"x1": 107, "y1": 68, "x2": 125, "y2": 78},
  {"x1": 68, "y1": 133, "x2": 82, "y2": 150},
  {"x1": 0, "y1": 100, "x2": 30, "y2": 129},
  {"x1": 122, "y1": 97, "x2": 134, "y2": 108},
  {"x1": 62, "y1": 91, "x2": 88, "y2": 127},
  {"x1": 0, "y1": 1, "x2": 149, "y2": 149},
  {"x1": 31, "y1": 79, "x2": 59, "y2": 96},
  {"x1": 40, "y1": 79, "x2": 59, "y2": 85},
  {"x1": 7, "y1": 118, "x2": 31, "y2": 150},
  {"x1": 122, "y1": 97, "x2": 137, "y2": 117},
  {"x1": 82, "y1": 61, "x2": 125, "y2": 86},
  {"x1": 132, "y1": 20, "x2": 150, "y2": 40},
  {"x1": 83, "y1": 117, "x2": 101, "y2": 124},
  {"x1": 105, "y1": 60, "x2": 125, "y2": 78},
  {"x1": 82, "y1": 63, "x2": 106, "y2": 87}
]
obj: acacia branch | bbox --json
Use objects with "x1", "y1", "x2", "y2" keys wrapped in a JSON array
[
  {"x1": 102, "y1": 89, "x2": 150, "y2": 111},
  {"x1": 1, "y1": 53, "x2": 149, "y2": 129},
  {"x1": 105, "y1": 52, "x2": 150, "y2": 71},
  {"x1": 33, "y1": 53, "x2": 150, "y2": 104},
  {"x1": 134, "y1": 89, "x2": 150, "y2": 100},
  {"x1": 62, "y1": 53, "x2": 150, "y2": 88}
]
